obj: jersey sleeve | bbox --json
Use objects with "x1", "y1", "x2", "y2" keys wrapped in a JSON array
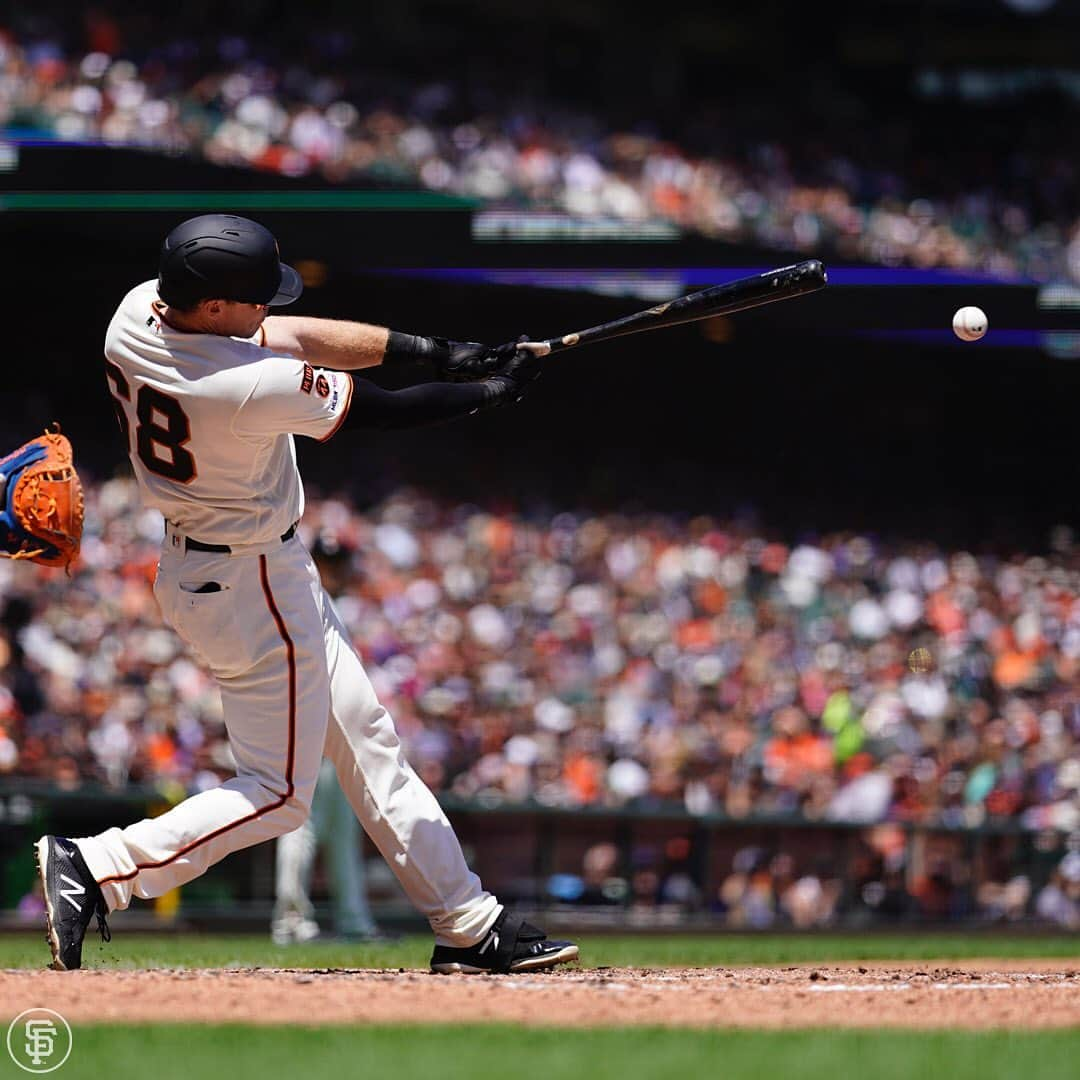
[{"x1": 232, "y1": 357, "x2": 353, "y2": 442}]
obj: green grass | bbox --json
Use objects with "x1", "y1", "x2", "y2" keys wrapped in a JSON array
[
  {"x1": 37, "y1": 1024, "x2": 1080, "y2": 1080},
  {"x1": 1, "y1": 931, "x2": 1078, "y2": 971},
  {"x1": 3, "y1": 934, "x2": 1076, "y2": 1078}
]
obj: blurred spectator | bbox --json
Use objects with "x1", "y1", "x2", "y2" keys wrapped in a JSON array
[
  {"x1": 546, "y1": 841, "x2": 628, "y2": 906},
  {"x1": 777, "y1": 855, "x2": 843, "y2": 929},
  {"x1": 628, "y1": 844, "x2": 663, "y2": 914},
  {"x1": 15, "y1": 879, "x2": 45, "y2": 923},
  {"x1": 911, "y1": 856, "x2": 976, "y2": 921},
  {"x1": 715, "y1": 848, "x2": 843, "y2": 928},
  {"x1": 1034, "y1": 852, "x2": 1080, "y2": 929},
  {"x1": 717, "y1": 846, "x2": 775, "y2": 928},
  {"x1": 976, "y1": 863, "x2": 1033, "y2": 923},
  {"x1": 657, "y1": 836, "x2": 702, "y2": 912},
  {"x1": 580, "y1": 842, "x2": 626, "y2": 905}
]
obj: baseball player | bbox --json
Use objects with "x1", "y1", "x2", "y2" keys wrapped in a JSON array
[{"x1": 35, "y1": 213, "x2": 578, "y2": 975}]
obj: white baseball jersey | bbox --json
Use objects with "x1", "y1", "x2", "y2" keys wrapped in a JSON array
[{"x1": 103, "y1": 280, "x2": 353, "y2": 545}]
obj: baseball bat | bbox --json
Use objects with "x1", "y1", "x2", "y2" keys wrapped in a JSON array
[{"x1": 521, "y1": 259, "x2": 827, "y2": 356}]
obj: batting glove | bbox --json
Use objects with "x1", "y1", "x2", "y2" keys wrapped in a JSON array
[
  {"x1": 480, "y1": 336, "x2": 542, "y2": 406},
  {"x1": 385, "y1": 332, "x2": 523, "y2": 382}
]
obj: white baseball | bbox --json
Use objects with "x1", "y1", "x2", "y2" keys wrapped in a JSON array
[{"x1": 952, "y1": 306, "x2": 987, "y2": 342}]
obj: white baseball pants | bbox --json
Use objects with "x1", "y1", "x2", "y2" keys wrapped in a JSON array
[{"x1": 74, "y1": 533, "x2": 499, "y2": 947}]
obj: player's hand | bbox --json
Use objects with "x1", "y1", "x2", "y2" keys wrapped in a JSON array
[
  {"x1": 385, "y1": 331, "x2": 528, "y2": 381},
  {"x1": 429, "y1": 337, "x2": 523, "y2": 382},
  {"x1": 481, "y1": 336, "x2": 542, "y2": 406}
]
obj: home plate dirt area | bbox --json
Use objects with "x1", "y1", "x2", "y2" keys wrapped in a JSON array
[{"x1": 2, "y1": 961, "x2": 1078, "y2": 1029}]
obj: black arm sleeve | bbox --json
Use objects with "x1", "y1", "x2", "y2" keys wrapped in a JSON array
[{"x1": 347, "y1": 377, "x2": 494, "y2": 430}]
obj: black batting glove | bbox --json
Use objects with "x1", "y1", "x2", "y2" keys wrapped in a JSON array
[
  {"x1": 480, "y1": 336, "x2": 542, "y2": 407},
  {"x1": 385, "y1": 332, "x2": 523, "y2": 382}
]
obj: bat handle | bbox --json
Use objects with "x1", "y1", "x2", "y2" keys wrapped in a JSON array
[
  {"x1": 519, "y1": 329, "x2": 588, "y2": 356},
  {"x1": 518, "y1": 340, "x2": 555, "y2": 357}
]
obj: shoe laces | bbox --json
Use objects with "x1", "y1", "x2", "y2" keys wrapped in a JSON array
[{"x1": 95, "y1": 898, "x2": 111, "y2": 944}]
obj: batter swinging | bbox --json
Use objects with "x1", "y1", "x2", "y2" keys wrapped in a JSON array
[{"x1": 35, "y1": 214, "x2": 578, "y2": 975}]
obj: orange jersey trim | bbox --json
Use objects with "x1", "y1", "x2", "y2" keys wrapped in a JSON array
[{"x1": 317, "y1": 372, "x2": 353, "y2": 443}]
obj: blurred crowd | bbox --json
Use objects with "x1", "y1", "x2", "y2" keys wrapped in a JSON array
[
  {"x1": 3, "y1": 18, "x2": 1080, "y2": 282},
  {"x1": 551, "y1": 833, "x2": 1079, "y2": 930},
  {"x1": 3, "y1": 479, "x2": 1078, "y2": 839},
  {"x1": 2, "y1": 479, "x2": 1078, "y2": 925}
]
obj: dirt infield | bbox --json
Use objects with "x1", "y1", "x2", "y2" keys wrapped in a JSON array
[{"x1": 2, "y1": 961, "x2": 1078, "y2": 1029}]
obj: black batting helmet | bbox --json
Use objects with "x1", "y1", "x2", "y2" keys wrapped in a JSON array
[{"x1": 157, "y1": 214, "x2": 303, "y2": 309}]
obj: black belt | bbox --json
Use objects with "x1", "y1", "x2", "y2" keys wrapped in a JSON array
[{"x1": 170, "y1": 521, "x2": 298, "y2": 554}]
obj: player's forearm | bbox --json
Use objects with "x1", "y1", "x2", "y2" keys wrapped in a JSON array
[
  {"x1": 262, "y1": 316, "x2": 390, "y2": 370},
  {"x1": 349, "y1": 378, "x2": 501, "y2": 429}
]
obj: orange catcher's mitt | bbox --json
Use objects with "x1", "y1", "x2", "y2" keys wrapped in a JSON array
[{"x1": 0, "y1": 425, "x2": 84, "y2": 570}]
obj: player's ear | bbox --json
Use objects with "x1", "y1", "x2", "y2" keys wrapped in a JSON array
[{"x1": 202, "y1": 298, "x2": 227, "y2": 321}]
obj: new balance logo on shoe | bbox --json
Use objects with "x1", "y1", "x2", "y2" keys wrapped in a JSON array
[
  {"x1": 58, "y1": 874, "x2": 85, "y2": 913},
  {"x1": 478, "y1": 931, "x2": 499, "y2": 955},
  {"x1": 35, "y1": 835, "x2": 112, "y2": 971}
]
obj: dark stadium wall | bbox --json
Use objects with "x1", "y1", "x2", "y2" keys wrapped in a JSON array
[{"x1": 1, "y1": 148, "x2": 1077, "y2": 548}]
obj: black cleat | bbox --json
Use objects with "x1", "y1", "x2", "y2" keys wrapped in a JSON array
[
  {"x1": 430, "y1": 909, "x2": 578, "y2": 974},
  {"x1": 35, "y1": 835, "x2": 111, "y2": 971}
]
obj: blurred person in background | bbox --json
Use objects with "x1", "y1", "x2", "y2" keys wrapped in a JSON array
[
  {"x1": 657, "y1": 836, "x2": 702, "y2": 913},
  {"x1": 777, "y1": 855, "x2": 842, "y2": 929},
  {"x1": 579, "y1": 842, "x2": 626, "y2": 905},
  {"x1": 271, "y1": 537, "x2": 390, "y2": 945},
  {"x1": 544, "y1": 841, "x2": 627, "y2": 907},
  {"x1": 1035, "y1": 852, "x2": 1080, "y2": 929},
  {"x1": 976, "y1": 855, "x2": 1033, "y2": 923},
  {"x1": 272, "y1": 758, "x2": 387, "y2": 944},
  {"x1": 717, "y1": 846, "x2": 776, "y2": 928}
]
